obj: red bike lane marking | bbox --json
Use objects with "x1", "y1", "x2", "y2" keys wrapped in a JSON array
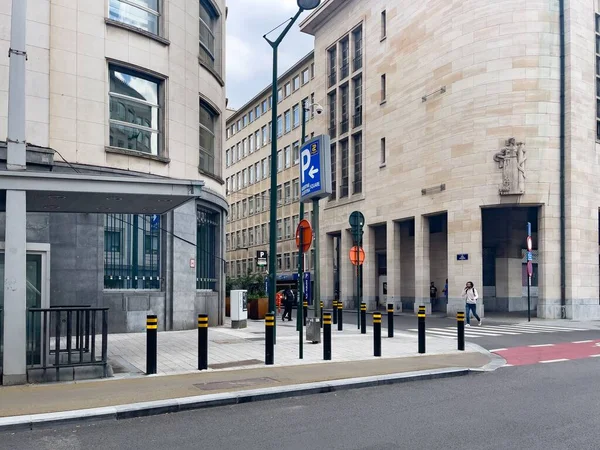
[{"x1": 494, "y1": 340, "x2": 600, "y2": 366}]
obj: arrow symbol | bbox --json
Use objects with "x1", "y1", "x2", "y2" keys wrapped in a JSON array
[{"x1": 309, "y1": 166, "x2": 319, "y2": 179}]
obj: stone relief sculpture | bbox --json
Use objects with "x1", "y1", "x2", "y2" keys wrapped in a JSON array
[{"x1": 493, "y1": 138, "x2": 526, "y2": 195}]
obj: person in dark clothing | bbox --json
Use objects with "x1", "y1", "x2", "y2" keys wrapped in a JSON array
[{"x1": 282, "y1": 287, "x2": 294, "y2": 321}]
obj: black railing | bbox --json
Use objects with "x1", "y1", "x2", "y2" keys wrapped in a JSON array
[
  {"x1": 27, "y1": 307, "x2": 109, "y2": 381},
  {"x1": 341, "y1": 62, "x2": 349, "y2": 79},
  {"x1": 328, "y1": 71, "x2": 337, "y2": 87},
  {"x1": 353, "y1": 54, "x2": 363, "y2": 72},
  {"x1": 340, "y1": 118, "x2": 349, "y2": 134},
  {"x1": 353, "y1": 107, "x2": 363, "y2": 128},
  {"x1": 328, "y1": 125, "x2": 337, "y2": 139}
]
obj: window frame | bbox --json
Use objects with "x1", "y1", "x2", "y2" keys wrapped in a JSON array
[
  {"x1": 108, "y1": 0, "x2": 161, "y2": 36},
  {"x1": 199, "y1": 98, "x2": 219, "y2": 175},
  {"x1": 199, "y1": 0, "x2": 220, "y2": 72}
]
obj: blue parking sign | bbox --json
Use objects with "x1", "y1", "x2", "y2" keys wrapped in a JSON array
[{"x1": 300, "y1": 135, "x2": 332, "y2": 202}]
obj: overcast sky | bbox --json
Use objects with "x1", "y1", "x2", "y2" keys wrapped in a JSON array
[{"x1": 226, "y1": 0, "x2": 314, "y2": 110}]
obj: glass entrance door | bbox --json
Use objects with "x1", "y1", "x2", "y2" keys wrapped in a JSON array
[{"x1": 0, "y1": 253, "x2": 44, "y2": 370}]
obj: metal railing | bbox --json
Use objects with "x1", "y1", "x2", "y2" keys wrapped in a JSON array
[{"x1": 27, "y1": 307, "x2": 109, "y2": 381}]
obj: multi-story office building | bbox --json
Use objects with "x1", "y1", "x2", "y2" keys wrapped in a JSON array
[
  {"x1": 224, "y1": 52, "x2": 317, "y2": 293},
  {"x1": 301, "y1": 0, "x2": 600, "y2": 320},
  {"x1": 0, "y1": 0, "x2": 228, "y2": 383}
]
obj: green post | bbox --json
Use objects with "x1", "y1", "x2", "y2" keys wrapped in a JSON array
[{"x1": 264, "y1": 7, "x2": 304, "y2": 345}]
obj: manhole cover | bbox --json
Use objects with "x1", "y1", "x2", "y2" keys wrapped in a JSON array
[
  {"x1": 194, "y1": 375, "x2": 277, "y2": 391},
  {"x1": 207, "y1": 359, "x2": 263, "y2": 370}
]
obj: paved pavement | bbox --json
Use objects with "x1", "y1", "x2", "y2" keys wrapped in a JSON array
[
  {"x1": 108, "y1": 316, "x2": 467, "y2": 375},
  {"x1": 4, "y1": 357, "x2": 599, "y2": 449}
]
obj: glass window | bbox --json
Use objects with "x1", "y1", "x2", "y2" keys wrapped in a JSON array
[
  {"x1": 277, "y1": 220, "x2": 282, "y2": 240},
  {"x1": 249, "y1": 134, "x2": 254, "y2": 153},
  {"x1": 277, "y1": 253, "x2": 282, "y2": 270},
  {"x1": 104, "y1": 214, "x2": 161, "y2": 289},
  {"x1": 249, "y1": 227, "x2": 254, "y2": 246},
  {"x1": 255, "y1": 193, "x2": 261, "y2": 212},
  {"x1": 249, "y1": 110, "x2": 254, "y2": 123},
  {"x1": 293, "y1": 179, "x2": 299, "y2": 199},
  {"x1": 277, "y1": 115, "x2": 283, "y2": 136},
  {"x1": 255, "y1": 130, "x2": 261, "y2": 149},
  {"x1": 293, "y1": 104, "x2": 300, "y2": 128},
  {"x1": 199, "y1": 100, "x2": 217, "y2": 174},
  {"x1": 249, "y1": 165, "x2": 254, "y2": 184},
  {"x1": 242, "y1": 138, "x2": 247, "y2": 157},
  {"x1": 328, "y1": 47, "x2": 337, "y2": 87},
  {"x1": 302, "y1": 69, "x2": 309, "y2": 85},
  {"x1": 340, "y1": 84, "x2": 349, "y2": 133},
  {"x1": 262, "y1": 191, "x2": 268, "y2": 211},
  {"x1": 353, "y1": 132, "x2": 363, "y2": 194},
  {"x1": 243, "y1": 169, "x2": 248, "y2": 187},
  {"x1": 330, "y1": 143, "x2": 336, "y2": 200},
  {"x1": 109, "y1": 65, "x2": 160, "y2": 155},
  {"x1": 340, "y1": 139, "x2": 349, "y2": 198},
  {"x1": 242, "y1": 199, "x2": 247, "y2": 217},
  {"x1": 249, "y1": 197, "x2": 254, "y2": 214},
  {"x1": 380, "y1": 137, "x2": 386, "y2": 166},
  {"x1": 353, "y1": 26, "x2": 363, "y2": 71},
  {"x1": 340, "y1": 37, "x2": 349, "y2": 79},
  {"x1": 255, "y1": 162, "x2": 261, "y2": 181},
  {"x1": 381, "y1": 74, "x2": 386, "y2": 102},
  {"x1": 293, "y1": 76, "x2": 300, "y2": 91},
  {"x1": 353, "y1": 75, "x2": 363, "y2": 127},
  {"x1": 242, "y1": 115, "x2": 247, "y2": 128},
  {"x1": 109, "y1": 0, "x2": 159, "y2": 34},
  {"x1": 262, "y1": 158, "x2": 268, "y2": 179},
  {"x1": 196, "y1": 208, "x2": 219, "y2": 290},
  {"x1": 255, "y1": 105, "x2": 261, "y2": 119},
  {"x1": 293, "y1": 141, "x2": 300, "y2": 165},
  {"x1": 381, "y1": 10, "x2": 387, "y2": 39},
  {"x1": 277, "y1": 150, "x2": 283, "y2": 172},
  {"x1": 278, "y1": 88, "x2": 283, "y2": 102},
  {"x1": 284, "y1": 182, "x2": 291, "y2": 202},
  {"x1": 262, "y1": 100, "x2": 268, "y2": 113},
  {"x1": 225, "y1": 149, "x2": 230, "y2": 167},
  {"x1": 262, "y1": 125, "x2": 268, "y2": 145},
  {"x1": 277, "y1": 185, "x2": 283, "y2": 205},
  {"x1": 285, "y1": 253, "x2": 291, "y2": 271},
  {"x1": 284, "y1": 218, "x2": 291, "y2": 239},
  {"x1": 285, "y1": 82, "x2": 291, "y2": 97},
  {"x1": 284, "y1": 146, "x2": 291, "y2": 168},
  {"x1": 199, "y1": 0, "x2": 219, "y2": 70},
  {"x1": 284, "y1": 110, "x2": 291, "y2": 133}
]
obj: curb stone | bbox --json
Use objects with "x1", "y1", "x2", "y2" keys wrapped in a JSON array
[{"x1": 0, "y1": 366, "x2": 477, "y2": 432}]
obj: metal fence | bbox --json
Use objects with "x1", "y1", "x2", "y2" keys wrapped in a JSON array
[
  {"x1": 104, "y1": 214, "x2": 161, "y2": 289},
  {"x1": 27, "y1": 307, "x2": 109, "y2": 381},
  {"x1": 196, "y1": 208, "x2": 218, "y2": 290}
]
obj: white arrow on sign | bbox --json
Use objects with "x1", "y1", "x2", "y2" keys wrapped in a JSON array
[{"x1": 309, "y1": 166, "x2": 319, "y2": 179}]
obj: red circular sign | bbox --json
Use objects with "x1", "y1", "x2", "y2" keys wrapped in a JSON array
[
  {"x1": 526, "y1": 236, "x2": 533, "y2": 252},
  {"x1": 349, "y1": 246, "x2": 365, "y2": 266},
  {"x1": 295, "y1": 219, "x2": 313, "y2": 253}
]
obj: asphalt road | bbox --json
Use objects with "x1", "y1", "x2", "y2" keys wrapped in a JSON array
[{"x1": 3, "y1": 358, "x2": 599, "y2": 450}]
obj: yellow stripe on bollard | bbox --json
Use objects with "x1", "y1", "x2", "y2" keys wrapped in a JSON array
[
  {"x1": 146, "y1": 325, "x2": 158, "y2": 329},
  {"x1": 373, "y1": 313, "x2": 382, "y2": 323}
]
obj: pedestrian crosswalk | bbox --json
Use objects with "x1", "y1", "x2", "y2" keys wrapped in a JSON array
[{"x1": 407, "y1": 323, "x2": 591, "y2": 339}]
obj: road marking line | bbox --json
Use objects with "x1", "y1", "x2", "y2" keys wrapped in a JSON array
[
  {"x1": 540, "y1": 359, "x2": 569, "y2": 364},
  {"x1": 528, "y1": 344, "x2": 555, "y2": 348},
  {"x1": 590, "y1": 354, "x2": 600, "y2": 357},
  {"x1": 489, "y1": 348, "x2": 507, "y2": 352},
  {"x1": 572, "y1": 340, "x2": 594, "y2": 344},
  {"x1": 503, "y1": 364, "x2": 514, "y2": 367}
]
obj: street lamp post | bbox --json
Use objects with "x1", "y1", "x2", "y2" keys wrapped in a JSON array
[{"x1": 264, "y1": 0, "x2": 321, "y2": 345}]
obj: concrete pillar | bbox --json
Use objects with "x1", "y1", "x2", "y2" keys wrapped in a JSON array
[
  {"x1": 386, "y1": 220, "x2": 402, "y2": 312},
  {"x1": 447, "y1": 209, "x2": 484, "y2": 317},
  {"x1": 538, "y1": 206, "x2": 561, "y2": 318},
  {"x1": 322, "y1": 232, "x2": 335, "y2": 307},
  {"x1": 340, "y1": 229, "x2": 354, "y2": 308},
  {"x1": 400, "y1": 221, "x2": 415, "y2": 310},
  {"x1": 2, "y1": 190, "x2": 27, "y2": 385},
  {"x1": 362, "y1": 225, "x2": 377, "y2": 310},
  {"x1": 414, "y1": 215, "x2": 431, "y2": 314}
]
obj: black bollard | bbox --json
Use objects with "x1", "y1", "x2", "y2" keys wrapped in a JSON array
[
  {"x1": 265, "y1": 313, "x2": 274, "y2": 365},
  {"x1": 418, "y1": 305, "x2": 426, "y2": 354},
  {"x1": 303, "y1": 301, "x2": 308, "y2": 327},
  {"x1": 337, "y1": 302, "x2": 343, "y2": 331},
  {"x1": 373, "y1": 313, "x2": 382, "y2": 357},
  {"x1": 332, "y1": 300, "x2": 338, "y2": 325},
  {"x1": 198, "y1": 314, "x2": 208, "y2": 370},
  {"x1": 323, "y1": 313, "x2": 332, "y2": 360},
  {"x1": 146, "y1": 315, "x2": 157, "y2": 375},
  {"x1": 457, "y1": 311, "x2": 465, "y2": 351},
  {"x1": 320, "y1": 301, "x2": 324, "y2": 328},
  {"x1": 387, "y1": 303, "x2": 394, "y2": 338},
  {"x1": 360, "y1": 302, "x2": 367, "y2": 334}
]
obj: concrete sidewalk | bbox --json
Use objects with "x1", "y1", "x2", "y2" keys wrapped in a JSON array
[{"x1": 0, "y1": 351, "x2": 492, "y2": 420}]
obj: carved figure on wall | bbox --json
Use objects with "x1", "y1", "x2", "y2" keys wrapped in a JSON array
[{"x1": 493, "y1": 138, "x2": 525, "y2": 195}]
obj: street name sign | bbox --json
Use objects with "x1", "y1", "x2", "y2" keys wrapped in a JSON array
[{"x1": 300, "y1": 134, "x2": 332, "y2": 202}]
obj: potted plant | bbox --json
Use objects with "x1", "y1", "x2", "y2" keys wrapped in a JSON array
[{"x1": 237, "y1": 271, "x2": 268, "y2": 320}]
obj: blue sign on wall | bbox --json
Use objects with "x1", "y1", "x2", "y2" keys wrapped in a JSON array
[
  {"x1": 457, "y1": 254, "x2": 469, "y2": 261},
  {"x1": 300, "y1": 135, "x2": 332, "y2": 202}
]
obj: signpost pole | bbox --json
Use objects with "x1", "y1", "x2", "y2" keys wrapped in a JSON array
[
  {"x1": 297, "y1": 100, "x2": 307, "y2": 333},
  {"x1": 313, "y1": 198, "x2": 321, "y2": 333},
  {"x1": 527, "y1": 222, "x2": 532, "y2": 322},
  {"x1": 298, "y1": 228, "x2": 304, "y2": 358},
  {"x1": 356, "y1": 243, "x2": 360, "y2": 329}
]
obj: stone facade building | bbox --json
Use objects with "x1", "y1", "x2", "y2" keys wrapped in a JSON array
[
  {"x1": 300, "y1": 0, "x2": 600, "y2": 320},
  {"x1": 224, "y1": 52, "x2": 317, "y2": 294},
  {"x1": 0, "y1": 0, "x2": 228, "y2": 383}
]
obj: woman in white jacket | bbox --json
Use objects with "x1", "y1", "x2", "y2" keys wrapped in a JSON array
[{"x1": 462, "y1": 281, "x2": 482, "y2": 327}]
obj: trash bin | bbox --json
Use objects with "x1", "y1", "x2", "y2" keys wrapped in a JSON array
[{"x1": 306, "y1": 317, "x2": 321, "y2": 343}]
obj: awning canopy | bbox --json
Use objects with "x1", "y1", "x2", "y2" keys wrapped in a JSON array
[{"x1": 0, "y1": 171, "x2": 204, "y2": 214}]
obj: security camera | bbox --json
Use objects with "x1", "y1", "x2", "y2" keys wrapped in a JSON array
[{"x1": 314, "y1": 104, "x2": 324, "y2": 115}]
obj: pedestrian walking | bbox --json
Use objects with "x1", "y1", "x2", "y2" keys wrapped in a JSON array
[
  {"x1": 443, "y1": 279, "x2": 448, "y2": 302},
  {"x1": 462, "y1": 281, "x2": 481, "y2": 327},
  {"x1": 430, "y1": 282, "x2": 438, "y2": 310},
  {"x1": 282, "y1": 287, "x2": 294, "y2": 322}
]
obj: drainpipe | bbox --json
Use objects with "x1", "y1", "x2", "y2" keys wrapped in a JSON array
[{"x1": 559, "y1": 0, "x2": 566, "y2": 318}]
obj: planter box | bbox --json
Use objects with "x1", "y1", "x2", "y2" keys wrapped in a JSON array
[
  {"x1": 248, "y1": 297, "x2": 268, "y2": 320},
  {"x1": 226, "y1": 297, "x2": 231, "y2": 317}
]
